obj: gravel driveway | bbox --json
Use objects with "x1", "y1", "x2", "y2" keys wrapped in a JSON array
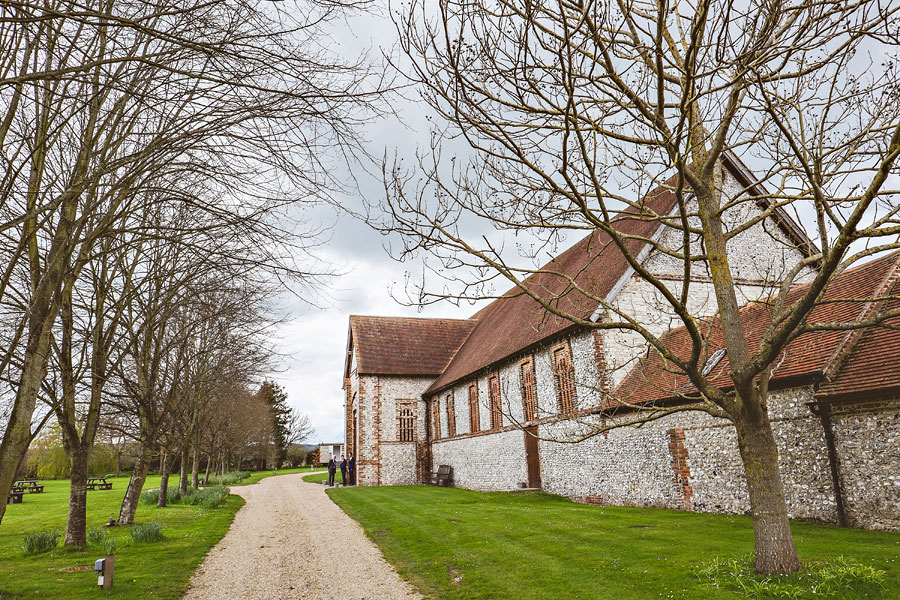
[{"x1": 182, "y1": 473, "x2": 422, "y2": 600}]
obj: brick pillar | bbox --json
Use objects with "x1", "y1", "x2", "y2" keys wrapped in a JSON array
[
  {"x1": 357, "y1": 378, "x2": 369, "y2": 485},
  {"x1": 344, "y1": 378, "x2": 354, "y2": 458},
  {"x1": 591, "y1": 329, "x2": 611, "y2": 406},
  {"x1": 667, "y1": 428, "x2": 693, "y2": 510},
  {"x1": 373, "y1": 377, "x2": 382, "y2": 485}
]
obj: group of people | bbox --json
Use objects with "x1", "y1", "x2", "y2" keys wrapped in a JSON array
[{"x1": 327, "y1": 453, "x2": 355, "y2": 486}]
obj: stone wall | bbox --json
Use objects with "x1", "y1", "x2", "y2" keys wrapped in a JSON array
[
  {"x1": 604, "y1": 278, "x2": 779, "y2": 388},
  {"x1": 539, "y1": 416, "x2": 675, "y2": 508},
  {"x1": 380, "y1": 443, "x2": 419, "y2": 486},
  {"x1": 435, "y1": 385, "x2": 867, "y2": 525},
  {"x1": 431, "y1": 429, "x2": 527, "y2": 490},
  {"x1": 353, "y1": 374, "x2": 378, "y2": 486},
  {"x1": 832, "y1": 402, "x2": 900, "y2": 530},
  {"x1": 351, "y1": 374, "x2": 435, "y2": 486},
  {"x1": 681, "y1": 388, "x2": 836, "y2": 522},
  {"x1": 536, "y1": 388, "x2": 838, "y2": 523}
]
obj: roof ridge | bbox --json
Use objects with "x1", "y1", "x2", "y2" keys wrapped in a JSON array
[
  {"x1": 349, "y1": 314, "x2": 474, "y2": 321},
  {"x1": 821, "y1": 252, "x2": 900, "y2": 381}
]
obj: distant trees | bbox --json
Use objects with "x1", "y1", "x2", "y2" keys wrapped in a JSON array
[{"x1": 258, "y1": 382, "x2": 315, "y2": 468}]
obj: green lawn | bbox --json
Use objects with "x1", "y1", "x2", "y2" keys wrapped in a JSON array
[
  {"x1": 0, "y1": 469, "x2": 303, "y2": 599},
  {"x1": 327, "y1": 486, "x2": 900, "y2": 599}
]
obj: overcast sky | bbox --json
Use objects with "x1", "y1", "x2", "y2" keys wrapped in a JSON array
[{"x1": 268, "y1": 6, "x2": 477, "y2": 444}]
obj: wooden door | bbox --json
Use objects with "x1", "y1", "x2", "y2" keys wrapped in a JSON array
[{"x1": 524, "y1": 426, "x2": 542, "y2": 489}]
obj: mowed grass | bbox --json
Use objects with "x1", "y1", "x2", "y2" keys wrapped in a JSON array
[
  {"x1": 0, "y1": 469, "x2": 301, "y2": 599},
  {"x1": 327, "y1": 486, "x2": 900, "y2": 599}
]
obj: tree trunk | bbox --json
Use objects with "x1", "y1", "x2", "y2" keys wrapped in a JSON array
[
  {"x1": 157, "y1": 450, "x2": 170, "y2": 508},
  {"x1": 64, "y1": 452, "x2": 90, "y2": 547},
  {"x1": 180, "y1": 444, "x2": 190, "y2": 494},
  {"x1": 0, "y1": 344, "x2": 52, "y2": 524},
  {"x1": 191, "y1": 439, "x2": 200, "y2": 488},
  {"x1": 204, "y1": 454, "x2": 211, "y2": 484},
  {"x1": 118, "y1": 445, "x2": 151, "y2": 525},
  {"x1": 735, "y1": 400, "x2": 801, "y2": 575}
]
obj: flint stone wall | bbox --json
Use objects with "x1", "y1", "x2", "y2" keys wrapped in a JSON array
[
  {"x1": 352, "y1": 374, "x2": 432, "y2": 486},
  {"x1": 380, "y1": 443, "x2": 419, "y2": 486},
  {"x1": 832, "y1": 403, "x2": 900, "y2": 530},
  {"x1": 431, "y1": 429, "x2": 527, "y2": 490},
  {"x1": 537, "y1": 387, "x2": 838, "y2": 523}
]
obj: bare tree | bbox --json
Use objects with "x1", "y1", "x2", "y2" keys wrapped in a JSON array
[
  {"x1": 0, "y1": 0, "x2": 384, "y2": 524},
  {"x1": 376, "y1": 0, "x2": 900, "y2": 574}
]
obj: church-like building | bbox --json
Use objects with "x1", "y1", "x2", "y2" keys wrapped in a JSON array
[{"x1": 342, "y1": 154, "x2": 900, "y2": 531}]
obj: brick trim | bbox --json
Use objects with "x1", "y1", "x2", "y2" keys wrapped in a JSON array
[
  {"x1": 590, "y1": 330, "x2": 611, "y2": 405},
  {"x1": 667, "y1": 428, "x2": 693, "y2": 510},
  {"x1": 373, "y1": 376, "x2": 382, "y2": 485},
  {"x1": 344, "y1": 378, "x2": 354, "y2": 458},
  {"x1": 358, "y1": 378, "x2": 367, "y2": 483}
]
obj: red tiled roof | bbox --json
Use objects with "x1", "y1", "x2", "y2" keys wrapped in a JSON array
[
  {"x1": 616, "y1": 252, "x2": 900, "y2": 405},
  {"x1": 817, "y1": 284, "x2": 900, "y2": 398},
  {"x1": 348, "y1": 316, "x2": 476, "y2": 376},
  {"x1": 425, "y1": 183, "x2": 681, "y2": 394}
]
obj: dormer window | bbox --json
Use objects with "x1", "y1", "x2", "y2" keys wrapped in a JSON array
[{"x1": 702, "y1": 348, "x2": 727, "y2": 376}]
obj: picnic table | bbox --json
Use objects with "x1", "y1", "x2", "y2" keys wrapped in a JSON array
[
  {"x1": 13, "y1": 479, "x2": 44, "y2": 493},
  {"x1": 6, "y1": 491, "x2": 23, "y2": 504},
  {"x1": 87, "y1": 477, "x2": 113, "y2": 491}
]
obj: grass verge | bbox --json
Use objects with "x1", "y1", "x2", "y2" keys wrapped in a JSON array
[
  {"x1": 0, "y1": 473, "x2": 241, "y2": 599},
  {"x1": 327, "y1": 485, "x2": 900, "y2": 600}
]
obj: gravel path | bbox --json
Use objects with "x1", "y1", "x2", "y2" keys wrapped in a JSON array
[{"x1": 182, "y1": 473, "x2": 422, "y2": 600}]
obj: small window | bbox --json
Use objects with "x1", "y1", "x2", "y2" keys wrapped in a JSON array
[
  {"x1": 445, "y1": 393, "x2": 456, "y2": 437},
  {"x1": 702, "y1": 348, "x2": 727, "y2": 376},
  {"x1": 468, "y1": 382, "x2": 480, "y2": 433},
  {"x1": 552, "y1": 342, "x2": 577, "y2": 415},
  {"x1": 398, "y1": 400, "x2": 416, "y2": 442},
  {"x1": 519, "y1": 357, "x2": 537, "y2": 422},
  {"x1": 432, "y1": 399, "x2": 441, "y2": 439},
  {"x1": 489, "y1": 373, "x2": 502, "y2": 429}
]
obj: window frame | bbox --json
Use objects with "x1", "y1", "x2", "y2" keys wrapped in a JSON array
[
  {"x1": 488, "y1": 372, "x2": 502, "y2": 430},
  {"x1": 551, "y1": 340, "x2": 577, "y2": 415},
  {"x1": 445, "y1": 393, "x2": 456, "y2": 437},
  {"x1": 432, "y1": 398, "x2": 441, "y2": 439},
  {"x1": 397, "y1": 399, "x2": 416, "y2": 442},
  {"x1": 468, "y1": 382, "x2": 481, "y2": 433},
  {"x1": 519, "y1": 356, "x2": 537, "y2": 422}
]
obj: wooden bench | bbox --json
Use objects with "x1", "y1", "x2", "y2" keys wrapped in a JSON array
[
  {"x1": 430, "y1": 464, "x2": 453, "y2": 487},
  {"x1": 14, "y1": 480, "x2": 44, "y2": 493},
  {"x1": 7, "y1": 491, "x2": 23, "y2": 504}
]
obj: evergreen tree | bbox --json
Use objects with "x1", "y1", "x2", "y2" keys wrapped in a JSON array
[{"x1": 258, "y1": 382, "x2": 292, "y2": 468}]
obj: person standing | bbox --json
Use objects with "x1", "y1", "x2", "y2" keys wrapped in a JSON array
[
  {"x1": 327, "y1": 456, "x2": 336, "y2": 486},
  {"x1": 339, "y1": 455, "x2": 347, "y2": 486},
  {"x1": 348, "y1": 453, "x2": 356, "y2": 485}
]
